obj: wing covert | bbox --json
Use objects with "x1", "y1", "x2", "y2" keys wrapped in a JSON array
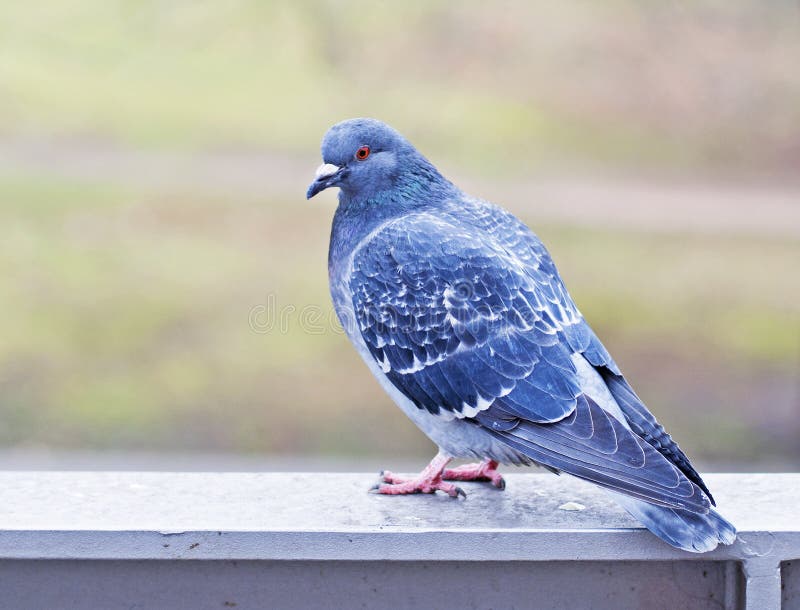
[
  {"x1": 349, "y1": 212, "x2": 581, "y2": 421},
  {"x1": 348, "y1": 210, "x2": 711, "y2": 511}
]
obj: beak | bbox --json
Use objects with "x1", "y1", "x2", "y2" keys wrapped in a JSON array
[{"x1": 306, "y1": 163, "x2": 343, "y2": 199}]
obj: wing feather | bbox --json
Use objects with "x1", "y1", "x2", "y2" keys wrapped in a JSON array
[{"x1": 349, "y1": 211, "x2": 711, "y2": 511}]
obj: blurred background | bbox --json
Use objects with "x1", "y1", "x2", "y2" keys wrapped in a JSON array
[{"x1": 0, "y1": 1, "x2": 798, "y2": 471}]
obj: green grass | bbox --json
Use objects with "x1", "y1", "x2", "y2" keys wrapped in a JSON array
[
  {"x1": 0, "y1": 1, "x2": 797, "y2": 462},
  {"x1": 0, "y1": 172, "x2": 797, "y2": 463},
  {"x1": 537, "y1": 225, "x2": 800, "y2": 366}
]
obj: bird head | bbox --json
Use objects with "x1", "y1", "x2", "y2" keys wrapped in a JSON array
[{"x1": 306, "y1": 118, "x2": 423, "y2": 201}]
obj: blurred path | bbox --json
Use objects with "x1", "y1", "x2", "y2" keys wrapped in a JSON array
[
  {"x1": 1, "y1": 136, "x2": 798, "y2": 238},
  {"x1": 462, "y1": 175, "x2": 800, "y2": 238}
]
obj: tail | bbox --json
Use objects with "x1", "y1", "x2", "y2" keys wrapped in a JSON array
[{"x1": 612, "y1": 492, "x2": 737, "y2": 553}]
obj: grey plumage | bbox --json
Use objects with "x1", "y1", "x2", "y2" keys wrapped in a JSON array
[{"x1": 308, "y1": 118, "x2": 736, "y2": 552}]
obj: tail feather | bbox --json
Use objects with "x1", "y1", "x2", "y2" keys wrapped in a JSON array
[{"x1": 612, "y1": 492, "x2": 737, "y2": 553}]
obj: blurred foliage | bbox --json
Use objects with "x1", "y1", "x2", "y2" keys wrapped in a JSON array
[
  {"x1": 0, "y1": 2, "x2": 798, "y2": 174},
  {"x1": 0, "y1": 1, "x2": 797, "y2": 465}
]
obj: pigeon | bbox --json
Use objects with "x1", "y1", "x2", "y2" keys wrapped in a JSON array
[{"x1": 307, "y1": 118, "x2": 736, "y2": 553}]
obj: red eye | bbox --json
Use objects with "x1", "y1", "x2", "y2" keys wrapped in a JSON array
[{"x1": 355, "y1": 145, "x2": 370, "y2": 161}]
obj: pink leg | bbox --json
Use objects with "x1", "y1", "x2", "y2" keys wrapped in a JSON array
[
  {"x1": 374, "y1": 453, "x2": 465, "y2": 498},
  {"x1": 442, "y1": 459, "x2": 505, "y2": 489}
]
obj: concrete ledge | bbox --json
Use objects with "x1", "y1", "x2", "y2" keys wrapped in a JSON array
[{"x1": 0, "y1": 472, "x2": 796, "y2": 609}]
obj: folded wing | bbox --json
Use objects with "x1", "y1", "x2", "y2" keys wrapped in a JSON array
[{"x1": 349, "y1": 212, "x2": 710, "y2": 512}]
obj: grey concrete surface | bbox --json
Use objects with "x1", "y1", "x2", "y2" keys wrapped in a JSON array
[
  {"x1": 0, "y1": 472, "x2": 795, "y2": 609},
  {"x1": 0, "y1": 559, "x2": 743, "y2": 610}
]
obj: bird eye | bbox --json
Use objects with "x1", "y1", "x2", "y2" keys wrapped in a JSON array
[{"x1": 355, "y1": 145, "x2": 370, "y2": 161}]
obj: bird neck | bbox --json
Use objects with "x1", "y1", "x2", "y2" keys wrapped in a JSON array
[{"x1": 327, "y1": 165, "x2": 459, "y2": 272}]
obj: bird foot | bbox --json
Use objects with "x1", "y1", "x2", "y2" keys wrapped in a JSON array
[
  {"x1": 442, "y1": 460, "x2": 505, "y2": 489},
  {"x1": 371, "y1": 453, "x2": 465, "y2": 498},
  {"x1": 372, "y1": 471, "x2": 465, "y2": 498}
]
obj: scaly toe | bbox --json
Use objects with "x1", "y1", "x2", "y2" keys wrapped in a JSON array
[
  {"x1": 379, "y1": 470, "x2": 409, "y2": 484},
  {"x1": 372, "y1": 478, "x2": 466, "y2": 498},
  {"x1": 442, "y1": 461, "x2": 505, "y2": 490}
]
